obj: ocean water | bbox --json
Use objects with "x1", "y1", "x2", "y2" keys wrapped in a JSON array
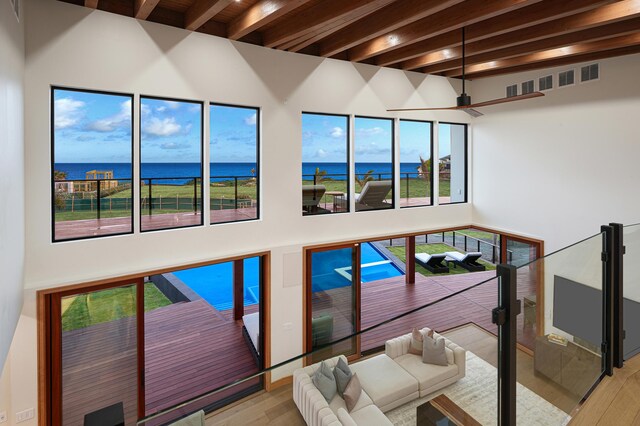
[{"x1": 54, "y1": 162, "x2": 423, "y2": 183}]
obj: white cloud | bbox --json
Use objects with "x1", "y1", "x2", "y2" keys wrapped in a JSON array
[
  {"x1": 358, "y1": 127, "x2": 385, "y2": 136},
  {"x1": 244, "y1": 113, "x2": 257, "y2": 126},
  {"x1": 54, "y1": 97, "x2": 85, "y2": 129},
  {"x1": 330, "y1": 127, "x2": 344, "y2": 138},
  {"x1": 164, "y1": 101, "x2": 181, "y2": 110},
  {"x1": 161, "y1": 142, "x2": 186, "y2": 150},
  {"x1": 143, "y1": 117, "x2": 181, "y2": 137},
  {"x1": 156, "y1": 106, "x2": 167, "y2": 113},
  {"x1": 86, "y1": 100, "x2": 132, "y2": 133},
  {"x1": 315, "y1": 149, "x2": 327, "y2": 158}
]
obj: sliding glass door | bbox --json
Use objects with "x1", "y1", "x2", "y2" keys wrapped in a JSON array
[{"x1": 307, "y1": 244, "x2": 361, "y2": 362}]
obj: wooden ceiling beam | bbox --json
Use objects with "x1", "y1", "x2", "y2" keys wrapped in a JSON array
[
  {"x1": 463, "y1": 44, "x2": 640, "y2": 79},
  {"x1": 84, "y1": 0, "x2": 98, "y2": 8},
  {"x1": 262, "y1": 0, "x2": 394, "y2": 49},
  {"x1": 185, "y1": 0, "x2": 235, "y2": 31},
  {"x1": 227, "y1": 0, "x2": 313, "y2": 40},
  {"x1": 317, "y1": 0, "x2": 464, "y2": 58},
  {"x1": 134, "y1": 0, "x2": 161, "y2": 20},
  {"x1": 443, "y1": 33, "x2": 640, "y2": 78},
  {"x1": 347, "y1": 0, "x2": 542, "y2": 63},
  {"x1": 421, "y1": 17, "x2": 640, "y2": 74},
  {"x1": 374, "y1": 0, "x2": 614, "y2": 67}
]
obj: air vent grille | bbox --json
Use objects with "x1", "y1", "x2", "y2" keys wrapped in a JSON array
[
  {"x1": 539, "y1": 75, "x2": 553, "y2": 91},
  {"x1": 559, "y1": 70, "x2": 575, "y2": 87},
  {"x1": 521, "y1": 80, "x2": 534, "y2": 95},
  {"x1": 506, "y1": 84, "x2": 518, "y2": 98},
  {"x1": 581, "y1": 64, "x2": 599, "y2": 82}
]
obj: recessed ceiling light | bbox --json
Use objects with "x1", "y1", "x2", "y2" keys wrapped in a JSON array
[{"x1": 388, "y1": 35, "x2": 399, "y2": 45}]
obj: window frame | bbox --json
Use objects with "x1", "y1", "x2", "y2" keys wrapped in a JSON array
[
  {"x1": 209, "y1": 101, "x2": 261, "y2": 225},
  {"x1": 353, "y1": 115, "x2": 396, "y2": 212},
  {"x1": 139, "y1": 95, "x2": 205, "y2": 233},
  {"x1": 437, "y1": 121, "x2": 468, "y2": 206},
  {"x1": 301, "y1": 111, "x2": 351, "y2": 216},
  {"x1": 51, "y1": 86, "x2": 135, "y2": 243},
  {"x1": 398, "y1": 118, "x2": 434, "y2": 209}
]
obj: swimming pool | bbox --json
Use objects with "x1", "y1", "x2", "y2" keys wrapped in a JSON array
[
  {"x1": 172, "y1": 257, "x2": 260, "y2": 311},
  {"x1": 311, "y1": 242, "x2": 404, "y2": 292}
]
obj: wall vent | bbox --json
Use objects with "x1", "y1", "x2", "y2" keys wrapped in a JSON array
[
  {"x1": 9, "y1": 0, "x2": 20, "y2": 22},
  {"x1": 506, "y1": 84, "x2": 518, "y2": 98},
  {"x1": 559, "y1": 70, "x2": 575, "y2": 87},
  {"x1": 581, "y1": 63, "x2": 599, "y2": 82},
  {"x1": 539, "y1": 75, "x2": 553, "y2": 91},
  {"x1": 521, "y1": 80, "x2": 534, "y2": 95}
]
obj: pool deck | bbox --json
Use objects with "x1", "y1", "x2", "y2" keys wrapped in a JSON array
[{"x1": 62, "y1": 300, "x2": 260, "y2": 425}]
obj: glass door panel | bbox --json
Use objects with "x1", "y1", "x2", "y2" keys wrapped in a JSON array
[
  {"x1": 506, "y1": 238, "x2": 538, "y2": 267},
  {"x1": 309, "y1": 245, "x2": 360, "y2": 362},
  {"x1": 60, "y1": 283, "x2": 140, "y2": 426}
]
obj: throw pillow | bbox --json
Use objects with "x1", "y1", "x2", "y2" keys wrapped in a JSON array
[
  {"x1": 422, "y1": 336, "x2": 448, "y2": 366},
  {"x1": 343, "y1": 373, "x2": 362, "y2": 412},
  {"x1": 408, "y1": 328, "x2": 435, "y2": 355},
  {"x1": 312, "y1": 361, "x2": 337, "y2": 402},
  {"x1": 333, "y1": 357, "x2": 353, "y2": 397}
]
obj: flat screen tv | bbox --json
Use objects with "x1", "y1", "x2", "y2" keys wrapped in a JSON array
[{"x1": 553, "y1": 275, "x2": 602, "y2": 346}]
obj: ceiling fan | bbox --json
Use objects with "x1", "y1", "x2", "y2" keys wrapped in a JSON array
[{"x1": 387, "y1": 27, "x2": 544, "y2": 117}]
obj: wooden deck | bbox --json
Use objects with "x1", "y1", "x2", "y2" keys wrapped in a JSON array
[
  {"x1": 54, "y1": 208, "x2": 258, "y2": 239},
  {"x1": 62, "y1": 300, "x2": 261, "y2": 425}
]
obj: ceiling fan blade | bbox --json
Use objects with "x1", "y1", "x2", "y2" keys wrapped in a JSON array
[{"x1": 387, "y1": 91, "x2": 544, "y2": 112}]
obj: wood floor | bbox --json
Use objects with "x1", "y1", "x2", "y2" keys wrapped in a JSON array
[
  {"x1": 54, "y1": 207, "x2": 257, "y2": 239},
  {"x1": 62, "y1": 300, "x2": 261, "y2": 425}
]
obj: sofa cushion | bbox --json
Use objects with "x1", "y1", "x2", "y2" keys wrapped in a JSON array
[
  {"x1": 422, "y1": 336, "x2": 448, "y2": 366},
  {"x1": 312, "y1": 361, "x2": 337, "y2": 402},
  {"x1": 349, "y1": 405, "x2": 393, "y2": 426},
  {"x1": 395, "y1": 353, "x2": 459, "y2": 391},
  {"x1": 349, "y1": 354, "x2": 418, "y2": 410},
  {"x1": 328, "y1": 385, "x2": 373, "y2": 415},
  {"x1": 333, "y1": 357, "x2": 352, "y2": 397},
  {"x1": 336, "y1": 408, "x2": 358, "y2": 426},
  {"x1": 343, "y1": 374, "x2": 362, "y2": 412}
]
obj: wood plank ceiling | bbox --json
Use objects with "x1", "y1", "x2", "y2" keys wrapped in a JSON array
[{"x1": 63, "y1": 0, "x2": 640, "y2": 79}]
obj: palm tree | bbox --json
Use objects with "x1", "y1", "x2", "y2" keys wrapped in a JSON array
[
  {"x1": 314, "y1": 167, "x2": 327, "y2": 184},
  {"x1": 355, "y1": 170, "x2": 375, "y2": 189},
  {"x1": 53, "y1": 170, "x2": 68, "y2": 210}
]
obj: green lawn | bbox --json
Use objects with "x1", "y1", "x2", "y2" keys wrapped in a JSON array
[
  {"x1": 387, "y1": 243, "x2": 496, "y2": 277},
  {"x1": 61, "y1": 283, "x2": 171, "y2": 332}
]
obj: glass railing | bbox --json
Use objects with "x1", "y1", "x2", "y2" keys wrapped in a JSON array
[
  {"x1": 514, "y1": 231, "x2": 605, "y2": 424},
  {"x1": 399, "y1": 172, "x2": 432, "y2": 208},
  {"x1": 138, "y1": 274, "x2": 499, "y2": 425},
  {"x1": 53, "y1": 178, "x2": 133, "y2": 241},
  {"x1": 424, "y1": 230, "x2": 506, "y2": 265},
  {"x1": 210, "y1": 175, "x2": 258, "y2": 223},
  {"x1": 623, "y1": 223, "x2": 640, "y2": 360},
  {"x1": 140, "y1": 177, "x2": 203, "y2": 231}
]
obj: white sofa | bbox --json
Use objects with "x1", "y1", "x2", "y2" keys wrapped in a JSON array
[{"x1": 293, "y1": 328, "x2": 466, "y2": 426}]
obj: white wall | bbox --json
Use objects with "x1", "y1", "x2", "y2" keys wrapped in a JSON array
[
  {"x1": 472, "y1": 53, "x2": 640, "y2": 253},
  {"x1": 8, "y1": 0, "x2": 474, "y2": 421},
  {"x1": 0, "y1": 0, "x2": 25, "y2": 372}
]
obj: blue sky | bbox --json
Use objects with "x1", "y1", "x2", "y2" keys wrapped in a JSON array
[
  {"x1": 54, "y1": 89, "x2": 133, "y2": 163},
  {"x1": 302, "y1": 113, "x2": 348, "y2": 163},
  {"x1": 354, "y1": 117, "x2": 393, "y2": 163},
  {"x1": 439, "y1": 123, "x2": 452, "y2": 159},
  {"x1": 141, "y1": 97, "x2": 202, "y2": 163},
  {"x1": 210, "y1": 104, "x2": 258, "y2": 164},
  {"x1": 399, "y1": 120, "x2": 431, "y2": 163}
]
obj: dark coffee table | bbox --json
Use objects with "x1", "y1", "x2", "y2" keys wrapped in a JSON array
[{"x1": 417, "y1": 395, "x2": 481, "y2": 426}]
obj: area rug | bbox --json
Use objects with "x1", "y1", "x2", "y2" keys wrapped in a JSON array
[{"x1": 385, "y1": 352, "x2": 570, "y2": 426}]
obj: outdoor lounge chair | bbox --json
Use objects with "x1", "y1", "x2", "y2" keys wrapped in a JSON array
[
  {"x1": 415, "y1": 253, "x2": 449, "y2": 274},
  {"x1": 445, "y1": 251, "x2": 486, "y2": 272},
  {"x1": 355, "y1": 180, "x2": 392, "y2": 210},
  {"x1": 311, "y1": 314, "x2": 334, "y2": 347},
  {"x1": 302, "y1": 184, "x2": 330, "y2": 215}
]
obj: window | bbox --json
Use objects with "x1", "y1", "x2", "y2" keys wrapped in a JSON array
[
  {"x1": 399, "y1": 119, "x2": 433, "y2": 208},
  {"x1": 140, "y1": 97, "x2": 203, "y2": 232},
  {"x1": 301, "y1": 113, "x2": 349, "y2": 215},
  {"x1": 52, "y1": 87, "x2": 133, "y2": 242},
  {"x1": 521, "y1": 80, "x2": 534, "y2": 95},
  {"x1": 438, "y1": 122, "x2": 467, "y2": 204},
  {"x1": 559, "y1": 69, "x2": 575, "y2": 87},
  {"x1": 539, "y1": 75, "x2": 553, "y2": 91},
  {"x1": 354, "y1": 117, "x2": 394, "y2": 211},
  {"x1": 581, "y1": 63, "x2": 599, "y2": 82},
  {"x1": 506, "y1": 84, "x2": 518, "y2": 97},
  {"x1": 210, "y1": 103, "x2": 260, "y2": 224}
]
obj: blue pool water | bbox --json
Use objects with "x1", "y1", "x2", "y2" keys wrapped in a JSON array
[
  {"x1": 173, "y1": 257, "x2": 260, "y2": 311},
  {"x1": 311, "y1": 243, "x2": 403, "y2": 292}
]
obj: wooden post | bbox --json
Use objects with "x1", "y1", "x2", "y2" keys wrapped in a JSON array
[
  {"x1": 233, "y1": 259, "x2": 244, "y2": 321},
  {"x1": 406, "y1": 236, "x2": 416, "y2": 285}
]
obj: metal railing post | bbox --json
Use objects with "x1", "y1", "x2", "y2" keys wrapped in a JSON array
[
  {"x1": 493, "y1": 264, "x2": 520, "y2": 426},
  {"x1": 193, "y1": 178, "x2": 198, "y2": 214},
  {"x1": 464, "y1": 235, "x2": 467, "y2": 252},
  {"x1": 405, "y1": 173, "x2": 409, "y2": 201},
  {"x1": 148, "y1": 179, "x2": 153, "y2": 217},
  {"x1": 601, "y1": 225, "x2": 614, "y2": 376},
  {"x1": 96, "y1": 179, "x2": 101, "y2": 220},
  {"x1": 234, "y1": 177, "x2": 239, "y2": 210},
  {"x1": 610, "y1": 222, "x2": 625, "y2": 368}
]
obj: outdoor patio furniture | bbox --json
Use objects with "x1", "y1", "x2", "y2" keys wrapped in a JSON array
[
  {"x1": 311, "y1": 314, "x2": 334, "y2": 347},
  {"x1": 444, "y1": 251, "x2": 486, "y2": 272},
  {"x1": 355, "y1": 180, "x2": 392, "y2": 210},
  {"x1": 302, "y1": 184, "x2": 330, "y2": 215},
  {"x1": 415, "y1": 253, "x2": 449, "y2": 274}
]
